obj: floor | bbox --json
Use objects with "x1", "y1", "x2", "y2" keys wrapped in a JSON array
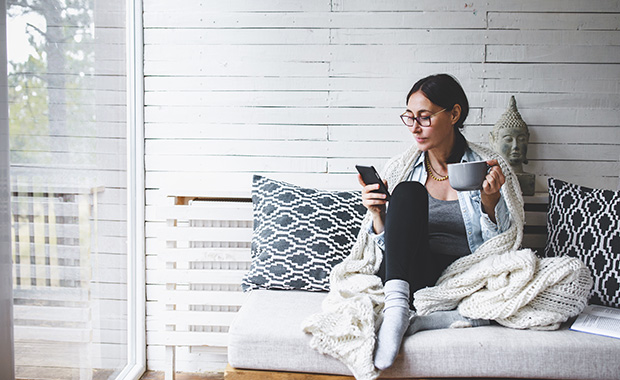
[{"x1": 140, "y1": 371, "x2": 225, "y2": 380}]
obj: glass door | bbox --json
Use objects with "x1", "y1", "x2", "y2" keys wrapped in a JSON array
[{"x1": 6, "y1": 0, "x2": 142, "y2": 378}]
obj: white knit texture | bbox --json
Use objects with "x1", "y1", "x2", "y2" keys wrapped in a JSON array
[
  {"x1": 414, "y1": 249, "x2": 592, "y2": 330},
  {"x1": 301, "y1": 142, "x2": 593, "y2": 380}
]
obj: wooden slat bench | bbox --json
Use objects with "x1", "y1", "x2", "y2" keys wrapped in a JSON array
[
  {"x1": 155, "y1": 193, "x2": 550, "y2": 379},
  {"x1": 223, "y1": 364, "x2": 491, "y2": 380},
  {"x1": 224, "y1": 364, "x2": 356, "y2": 380},
  {"x1": 152, "y1": 194, "x2": 253, "y2": 379}
]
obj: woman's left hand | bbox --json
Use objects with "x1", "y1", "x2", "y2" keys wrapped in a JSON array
[
  {"x1": 482, "y1": 159, "x2": 505, "y2": 196},
  {"x1": 481, "y1": 159, "x2": 506, "y2": 223}
]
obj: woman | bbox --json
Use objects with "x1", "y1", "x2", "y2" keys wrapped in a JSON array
[
  {"x1": 357, "y1": 74, "x2": 512, "y2": 370},
  {"x1": 302, "y1": 74, "x2": 590, "y2": 380}
]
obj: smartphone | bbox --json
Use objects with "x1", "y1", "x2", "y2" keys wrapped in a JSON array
[{"x1": 355, "y1": 165, "x2": 391, "y2": 200}]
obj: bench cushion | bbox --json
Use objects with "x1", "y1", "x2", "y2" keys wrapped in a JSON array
[{"x1": 228, "y1": 290, "x2": 620, "y2": 379}]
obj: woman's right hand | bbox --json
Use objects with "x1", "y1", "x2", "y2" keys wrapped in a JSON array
[{"x1": 357, "y1": 174, "x2": 387, "y2": 233}]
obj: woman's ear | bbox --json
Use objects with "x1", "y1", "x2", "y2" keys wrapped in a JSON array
[{"x1": 450, "y1": 104, "x2": 462, "y2": 126}]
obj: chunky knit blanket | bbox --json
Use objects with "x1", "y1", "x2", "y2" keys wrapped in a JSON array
[{"x1": 301, "y1": 142, "x2": 593, "y2": 380}]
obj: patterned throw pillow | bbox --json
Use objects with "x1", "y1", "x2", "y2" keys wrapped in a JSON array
[
  {"x1": 544, "y1": 178, "x2": 620, "y2": 308},
  {"x1": 242, "y1": 175, "x2": 366, "y2": 292}
]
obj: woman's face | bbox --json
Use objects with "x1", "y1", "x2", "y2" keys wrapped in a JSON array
[{"x1": 405, "y1": 91, "x2": 459, "y2": 152}]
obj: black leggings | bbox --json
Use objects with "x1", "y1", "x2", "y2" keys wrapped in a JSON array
[{"x1": 377, "y1": 181, "x2": 459, "y2": 295}]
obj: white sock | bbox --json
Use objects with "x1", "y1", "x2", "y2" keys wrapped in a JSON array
[
  {"x1": 374, "y1": 279, "x2": 411, "y2": 370},
  {"x1": 406, "y1": 310, "x2": 490, "y2": 336}
]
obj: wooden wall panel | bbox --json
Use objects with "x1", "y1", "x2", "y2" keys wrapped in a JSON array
[{"x1": 143, "y1": 0, "x2": 620, "y2": 373}]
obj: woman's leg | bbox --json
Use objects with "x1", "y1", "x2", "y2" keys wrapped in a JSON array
[
  {"x1": 379, "y1": 181, "x2": 431, "y2": 291},
  {"x1": 375, "y1": 183, "x2": 490, "y2": 369},
  {"x1": 405, "y1": 253, "x2": 490, "y2": 337},
  {"x1": 374, "y1": 181, "x2": 428, "y2": 370}
]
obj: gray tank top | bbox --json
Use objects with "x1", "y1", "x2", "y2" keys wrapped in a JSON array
[{"x1": 428, "y1": 194, "x2": 471, "y2": 257}]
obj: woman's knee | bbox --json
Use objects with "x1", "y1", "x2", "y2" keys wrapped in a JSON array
[{"x1": 392, "y1": 181, "x2": 427, "y2": 200}]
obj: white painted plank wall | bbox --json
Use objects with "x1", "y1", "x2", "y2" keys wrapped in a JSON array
[{"x1": 143, "y1": 0, "x2": 620, "y2": 373}]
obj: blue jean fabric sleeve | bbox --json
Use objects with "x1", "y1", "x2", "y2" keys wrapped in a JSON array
[
  {"x1": 480, "y1": 192, "x2": 511, "y2": 241},
  {"x1": 366, "y1": 221, "x2": 386, "y2": 251}
]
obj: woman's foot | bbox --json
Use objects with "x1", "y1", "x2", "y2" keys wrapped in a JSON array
[
  {"x1": 406, "y1": 310, "x2": 490, "y2": 335},
  {"x1": 374, "y1": 279, "x2": 411, "y2": 370}
]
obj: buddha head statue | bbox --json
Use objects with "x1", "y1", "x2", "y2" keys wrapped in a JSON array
[{"x1": 489, "y1": 96, "x2": 530, "y2": 173}]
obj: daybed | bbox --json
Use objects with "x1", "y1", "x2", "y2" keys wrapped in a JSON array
[
  {"x1": 225, "y1": 176, "x2": 620, "y2": 380},
  {"x1": 228, "y1": 290, "x2": 620, "y2": 379}
]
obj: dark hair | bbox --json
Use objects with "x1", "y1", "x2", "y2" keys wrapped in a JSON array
[{"x1": 406, "y1": 74, "x2": 469, "y2": 163}]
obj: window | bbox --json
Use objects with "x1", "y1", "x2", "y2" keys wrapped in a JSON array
[{"x1": 6, "y1": 0, "x2": 143, "y2": 378}]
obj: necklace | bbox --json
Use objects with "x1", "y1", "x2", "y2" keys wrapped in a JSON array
[{"x1": 425, "y1": 155, "x2": 449, "y2": 182}]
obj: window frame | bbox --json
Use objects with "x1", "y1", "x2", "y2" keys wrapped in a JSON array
[
  {"x1": 0, "y1": 0, "x2": 16, "y2": 376},
  {"x1": 117, "y1": 0, "x2": 145, "y2": 378}
]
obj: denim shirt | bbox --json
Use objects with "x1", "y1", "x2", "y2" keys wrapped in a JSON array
[{"x1": 368, "y1": 148, "x2": 512, "y2": 254}]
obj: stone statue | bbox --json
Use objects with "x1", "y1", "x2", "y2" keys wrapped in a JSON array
[{"x1": 489, "y1": 96, "x2": 535, "y2": 195}]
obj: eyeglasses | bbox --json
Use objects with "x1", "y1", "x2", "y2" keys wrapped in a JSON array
[{"x1": 400, "y1": 108, "x2": 447, "y2": 127}]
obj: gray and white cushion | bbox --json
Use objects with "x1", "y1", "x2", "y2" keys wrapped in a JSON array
[
  {"x1": 241, "y1": 175, "x2": 366, "y2": 292},
  {"x1": 545, "y1": 178, "x2": 620, "y2": 308}
]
